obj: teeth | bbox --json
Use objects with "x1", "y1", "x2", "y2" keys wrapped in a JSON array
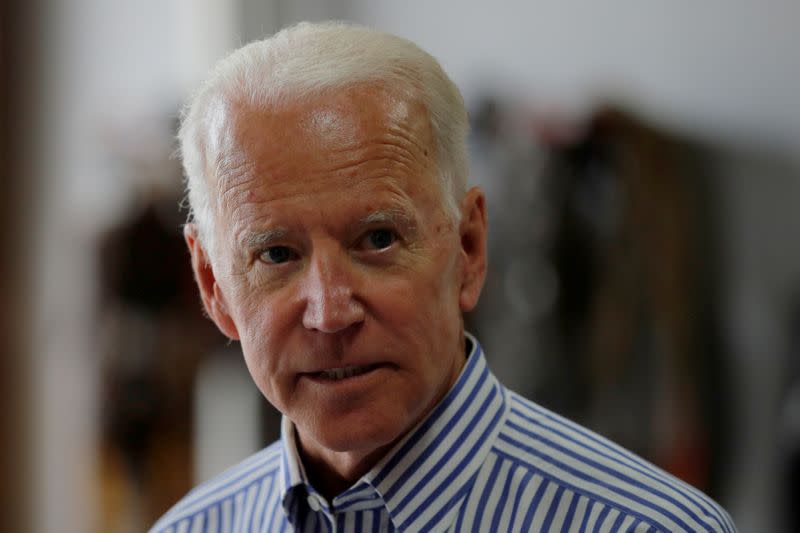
[{"x1": 319, "y1": 365, "x2": 373, "y2": 380}]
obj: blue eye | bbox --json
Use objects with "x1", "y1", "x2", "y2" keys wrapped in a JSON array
[
  {"x1": 261, "y1": 246, "x2": 294, "y2": 264},
  {"x1": 367, "y1": 229, "x2": 396, "y2": 250}
]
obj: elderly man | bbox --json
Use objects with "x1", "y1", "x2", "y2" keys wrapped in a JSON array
[{"x1": 151, "y1": 22, "x2": 735, "y2": 533}]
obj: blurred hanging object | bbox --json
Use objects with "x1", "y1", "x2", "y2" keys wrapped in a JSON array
[
  {"x1": 468, "y1": 97, "x2": 559, "y2": 398},
  {"x1": 96, "y1": 145, "x2": 226, "y2": 532},
  {"x1": 545, "y1": 107, "x2": 732, "y2": 494},
  {"x1": 469, "y1": 98, "x2": 732, "y2": 498}
]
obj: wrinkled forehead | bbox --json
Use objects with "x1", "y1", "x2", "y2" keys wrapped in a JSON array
[{"x1": 203, "y1": 83, "x2": 437, "y2": 194}]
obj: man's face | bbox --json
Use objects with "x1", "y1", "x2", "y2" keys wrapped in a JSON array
[{"x1": 188, "y1": 85, "x2": 486, "y2": 459}]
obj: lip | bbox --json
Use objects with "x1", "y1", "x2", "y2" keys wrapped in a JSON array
[{"x1": 299, "y1": 363, "x2": 391, "y2": 386}]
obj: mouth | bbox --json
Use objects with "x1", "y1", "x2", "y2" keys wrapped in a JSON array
[{"x1": 305, "y1": 363, "x2": 383, "y2": 382}]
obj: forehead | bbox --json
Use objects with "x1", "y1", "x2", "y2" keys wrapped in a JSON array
[
  {"x1": 207, "y1": 84, "x2": 442, "y2": 229},
  {"x1": 215, "y1": 84, "x2": 433, "y2": 167}
]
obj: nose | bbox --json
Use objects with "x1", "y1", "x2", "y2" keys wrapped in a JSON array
[{"x1": 301, "y1": 247, "x2": 365, "y2": 334}]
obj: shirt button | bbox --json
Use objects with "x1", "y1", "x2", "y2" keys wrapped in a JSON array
[{"x1": 307, "y1": 494, "x2": 323, "y2": 512}]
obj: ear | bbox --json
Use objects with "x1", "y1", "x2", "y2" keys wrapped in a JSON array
[
  {"x1": 184, "y1": 224, "x2": 240, "y2": 340},
  {"x1": 457, "y1": 187, "x2": 488, "y2": 312}
]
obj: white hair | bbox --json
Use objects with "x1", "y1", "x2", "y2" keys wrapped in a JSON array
[{"x1": 178, "y1": 21, "x2": 470, "y2": 255}]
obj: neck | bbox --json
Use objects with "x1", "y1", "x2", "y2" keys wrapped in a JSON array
[{"x1": 296, "y1": 434, "x2": 394, "y2": 501}]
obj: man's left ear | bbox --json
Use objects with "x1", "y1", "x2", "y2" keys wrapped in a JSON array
[{"x1": 458, "y1": 187, "x2": 488, "y2": 312}]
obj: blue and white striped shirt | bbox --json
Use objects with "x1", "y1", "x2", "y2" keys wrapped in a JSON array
[{"x1": 150, "y1": 335, "x2": 736, "y2": 532}]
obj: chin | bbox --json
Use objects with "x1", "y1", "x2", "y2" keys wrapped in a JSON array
[{"x1": 303, "y1": 412, "x2": 408, "y2": 455}]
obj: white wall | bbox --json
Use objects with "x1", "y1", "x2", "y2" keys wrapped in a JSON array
[
  {"x1": 346, "y1": 0, "x2": 800, "y2": 154},
  {"x1": 31, "y1": 1, "x2": 238, "y2": 531}
]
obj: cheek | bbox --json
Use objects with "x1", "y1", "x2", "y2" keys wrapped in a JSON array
[
  {"x1": 230, "y1": 275, "x2": 285, "y2": 338},
  {"x1": 237, "y1": 317, "x2": 297, "y2": 413},
  {"x1": 418, "y1": 247, "x2": 463, "y2": 312},
  {"x1": 230, "y1": 293, "x2": 287, "y2": 383},
  {"x1": 374, "y1": 261, "x2": 463, "y2": 346}
]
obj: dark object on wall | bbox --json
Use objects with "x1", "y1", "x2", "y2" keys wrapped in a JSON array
[
  {"x1": 97, "y1": 196, "x2": 226, "y2": 529},
  {"x1": 544, "y1": 108, "x2": 732, "y2": 496},
  {"x1": 469, "y1": 100, "x2": 732, "y2": 499}
]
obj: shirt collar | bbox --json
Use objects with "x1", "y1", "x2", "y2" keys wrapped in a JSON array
[
  {"x1": 278, "y1": 333, "x2": 509, "y2": 532},
  {"x1": 278, "y1": 414, "x2": 307, "y2": 498}
]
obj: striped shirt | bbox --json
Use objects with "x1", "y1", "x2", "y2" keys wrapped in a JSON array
[{"x1": 150, "y1": 335, "x2": 736, "y2": 532}]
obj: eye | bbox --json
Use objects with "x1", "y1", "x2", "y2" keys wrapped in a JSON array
[
  {"x1": 364, "y1": 229, "x2": 397, "y2": 250},
  {"x1": 259, "y1": 246, "x2": 296, "y2": 264}
]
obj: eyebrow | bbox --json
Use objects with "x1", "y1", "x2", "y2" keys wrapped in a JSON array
[
  {"x1": 360, "y1": 208, "x2": 414, "y2": 228},
  {"x1": 241, "y1": 227, "x2": 289, "y2": 249},
  {"x1": 238, "y1": 207, "x2": 415, "y2": 250}
]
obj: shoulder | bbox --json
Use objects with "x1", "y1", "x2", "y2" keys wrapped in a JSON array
[
  {"x1": 148, "y1": 440, "x2": 284, "y2": 533},
  {"x1": 490, "y1": 391, "x2": 736, "y2": 533}
]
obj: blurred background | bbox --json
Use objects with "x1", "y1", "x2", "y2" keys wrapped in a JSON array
[{"x1": 2, "y1": 1, "x2": 799, "y2": 531}]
